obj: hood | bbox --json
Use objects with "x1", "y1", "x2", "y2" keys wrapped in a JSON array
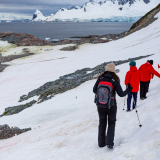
[
  {"x1": 144, "y1": 62, "x2": 151, "y2": 67},
  {"x1": 130, "y1": 66, "x2": 138, "y2": 72},
  {"x1": 103, "y1": 71, "x2": 113, "y2": 78}
]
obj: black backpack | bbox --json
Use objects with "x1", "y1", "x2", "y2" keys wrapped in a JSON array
[{"x1": 95, "y1": 78, "x2": 115, "y2": 109}]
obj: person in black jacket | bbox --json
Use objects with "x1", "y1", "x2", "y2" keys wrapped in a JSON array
[{"x1": 93, "y1": 62, "x2": 132, "y2": 149}]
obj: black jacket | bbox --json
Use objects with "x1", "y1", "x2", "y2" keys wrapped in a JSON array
[{"x1": 93, "y1": 72, "x2": 130, "y2": 102}]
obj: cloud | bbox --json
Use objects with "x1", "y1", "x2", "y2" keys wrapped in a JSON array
[
  {"x1": 0, "y1": 0, "x2": 89, "y2": 6},
  {"x1": 0, "y1": 0, "x2": 101, "y2": 19}
]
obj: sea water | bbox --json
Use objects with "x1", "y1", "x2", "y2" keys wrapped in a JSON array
[{"x1": 0, "y1": 22, "x2": 133, "y2": 41}]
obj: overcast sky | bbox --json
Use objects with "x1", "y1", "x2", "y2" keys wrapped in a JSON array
[{"x1": 0, "y1": 0, "x2": 101, "y2": 19}]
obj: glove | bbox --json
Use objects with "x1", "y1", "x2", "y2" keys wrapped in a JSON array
[{"x1": 128, "y1": 83, "x2": 133, "y2": 91}]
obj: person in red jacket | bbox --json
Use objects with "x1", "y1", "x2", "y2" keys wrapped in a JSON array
[
  {"x1": 139, "y1": 60, "x2": 160, "y2": 100},
  {"x1": 146, "y1": 60, "x2": 154, "y2": 92},
  {"x1": 125, "y1": 61, "x2": 141, "y2": 111}
]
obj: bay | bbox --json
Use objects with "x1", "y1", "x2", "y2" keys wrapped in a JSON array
[{"x1": 0, "y1": 22, "x2": 133, "y2": 41}]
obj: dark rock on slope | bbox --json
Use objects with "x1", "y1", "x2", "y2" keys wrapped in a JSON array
[
  {"x1": 0, "y1": 124, "x2": 31, "y2": 140},
  {"x1": 0, "y1": 100, "x2": 37, "y2": 117},
  {"x1": 0, "y1": 52, "x2": 34, "y2": 63},
  {"x1": 0, "y1": 51, "x2": 35, "y2": 72}
]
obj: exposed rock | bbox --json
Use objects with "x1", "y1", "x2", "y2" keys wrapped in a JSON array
[
  {"x1": 128, "y1": 3, "x2": 160, "y2": 34},
  {"x1": 0, "y1": 31, "x2": 123, "y2": 50},
  {"x1": 0, "y1": 124, "x2": 31, "y2": 140},
  {"x1": 0, "y1": 52, "x2": 34, "y2": 63},
  {"x1": 60, "y1": 45, "x2": 79, "y2": 51},
  {"x1": 0, "y1": 31, "x2": 13, "y2": 38},
  {"x1": 0, "y1": 51, "x2": 36, "y2": 72},
  {"x1": 0, "y1": 100, "x2": 37, "y2": 117},
  {"x1": 0, "y1": 32, "x2": 53, "y2": 46},
  {"x1": 0, "y1": 64, "x2": 9, "y2": 72},
  {"x1": 22, "y1": 48, "x2": 29, "y2": 51},
  {"x1": 70, "y1": 35, "x2": 100, "y2": 39},
  {"x1": 0, "y1": 53, "x2": 2, "y2": 64}
]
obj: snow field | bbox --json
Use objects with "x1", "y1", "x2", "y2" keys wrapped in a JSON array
[
  {"x1": 0, "y1": 59, "x2": 160, "y2": 160},
  {"x1": 0, "y1": 10, "x2": 160, "y2": 160}
]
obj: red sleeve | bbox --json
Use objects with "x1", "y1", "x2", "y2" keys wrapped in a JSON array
[
  {"x1": 125, "y1": 71, "x2": 131, "y2": 85},
  {"x1": 139, "y1": 71, "x2": 142, "y2": 81},
  {"x1": 138, "y1": 65, "x2": 143, "y2": 71},
  {"x1": 151, "y1": 67, "x2": 160, "y2": 78},
  {"x1": 151, "y1": 73, "x2": 154, "y2": 79}
]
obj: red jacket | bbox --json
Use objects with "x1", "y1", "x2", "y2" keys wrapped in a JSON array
[
  {"x1": 125, "y1": 66, "x2": 141, "y2": 92},
  {"x1": 138, "y1": 62, "x2": 160, "y2": 82}
]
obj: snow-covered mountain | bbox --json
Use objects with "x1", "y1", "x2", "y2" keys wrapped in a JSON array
[
  {"x1": 32, "y1": 0, "x2": 160, "y2": 22},
  {"x1": 32, "y1": 10, "x2": 54, "y2": 21}
]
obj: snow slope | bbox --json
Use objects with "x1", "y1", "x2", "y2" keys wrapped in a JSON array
[
  {"x1": 33, "y1": 0, "x2": 160, "y2": 22},
  {"x1": 1, "y1": 11, "x2": 160, "y2": 160}
]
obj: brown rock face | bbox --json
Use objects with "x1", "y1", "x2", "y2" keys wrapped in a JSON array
[
  {"x1": 0, "y1": 32, "x2": 53, "y2": 46},
  {"x1": 129, "y1": 3, "x2": 160, "y2": 32},
  {"x1": 0, "y1": 124, "x2": 31, "y2": 140},
  {"x1": 0, "y1": 31, "x2": 13, "y2": 38}
]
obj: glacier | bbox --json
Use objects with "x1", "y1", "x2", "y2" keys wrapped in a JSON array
[{"x1": 50, "y1": 16, "x2": 142, "y2": 22}]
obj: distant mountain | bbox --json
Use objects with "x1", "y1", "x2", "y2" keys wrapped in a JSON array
[
  {"x1": 32, "y1": 10, "x2": 54, "y2": 21},
  {"x1": 32, "y1": 0, "x2": 160, "y2": 22},
  {"x1": 0, "y1": 15, "x2": 19, "y2": 21},
  {"x1": 0, "y1": 14, "x2": 29, "y2": 21}
]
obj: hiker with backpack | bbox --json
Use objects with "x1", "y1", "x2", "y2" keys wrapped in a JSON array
[
  {"x1": 139, "y1": 60, "x2": 160, "y2": 100},
  {"x1": 125, "y1": 61, "x2": 141, "y2": 111},
  {"x1": 93, "y1": 62, "x2": 132, "y2": 149}
]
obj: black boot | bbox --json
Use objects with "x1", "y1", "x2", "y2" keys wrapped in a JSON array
[{"x1": 107, "y1": 145, "x2": 113, "y2": 149}]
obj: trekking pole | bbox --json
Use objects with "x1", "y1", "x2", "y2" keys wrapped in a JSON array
[
  {"x1": 123, "y1": 85, "x2": 128, "y2": 110},
  {"x1": 123, "y1": 96, "x2": 126, "y2": 110},
  {"x1": 134, "y1": 100, "x2": 142, "y2": 127}
]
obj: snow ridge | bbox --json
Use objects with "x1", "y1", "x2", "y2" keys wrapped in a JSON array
[{"x1": 32, "y1": 10, "x2": 54, "y2": 21}]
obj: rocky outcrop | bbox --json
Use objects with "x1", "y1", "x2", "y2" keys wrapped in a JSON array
[
  {"x1": 0, "y1": 55, "x2": 152, "y2": 117},
  {"x1": 0, "y1": 31, "x2": 13, "y2": 38},
  {"x1": 0, "y1": 50, "x2": 35, "y2": 72},
  {"x1": 60, "y1": 45, "x2": 79, "y2": 51},
  {"x1": 0, "y1": 53, "x2": 9, "y2": 72},
  {"x1": 0, "y1": 52, "x2": 34, "y2": 63},
  {"x1": 0, "y1": 64, "x2": 9, "y2": 72},
  {"x1": 129, "y1": 3, "x2": 160, "y2": 33},
  {"x1": 0, "y1": 31, "x2": 122, "y2": 49},
  {"x1": 0, "y1": 100, "x2": 37, "y2": 117},
  {"x1": 0, "y1": 124, "x2": 31, "y2": 140},
  {"x1": 0, "y1": 32, "x2": 53, "y2": 46}
]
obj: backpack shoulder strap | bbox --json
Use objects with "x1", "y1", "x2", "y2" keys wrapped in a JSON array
[{"x1": 110, "y1": 79, "x2": 117, "y2": 94}]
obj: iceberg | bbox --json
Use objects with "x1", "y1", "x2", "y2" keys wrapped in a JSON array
[{"x1": 45, "y1": 38, "x2": 50, "y2": 40}]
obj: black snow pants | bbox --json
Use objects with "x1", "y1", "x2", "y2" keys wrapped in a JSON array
[
  {"x1": 146, "y1": 80, "x2": 150, "y2": 92},
  {"x1": 97, "y1": 105, "x2": 117, "y2": 147},
  {"x1": 140, "y1": 81, "x2": 149, "y2": 98}
]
